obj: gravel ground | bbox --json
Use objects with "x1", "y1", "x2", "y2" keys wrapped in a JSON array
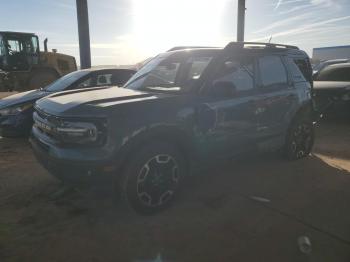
[{"x1": 0, "y1": 109, "x2": 349, "y2": 262}]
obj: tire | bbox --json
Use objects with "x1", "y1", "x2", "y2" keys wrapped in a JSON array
[
  {"x1": 27, "y1": 70, "x2": 58, "y2": 91},
  {"x1": 285, "y1": 114, "x2": 315, "y2": 160},
  {"x1": 119, "y1": 141, "x2": 186, "y2": 215}
]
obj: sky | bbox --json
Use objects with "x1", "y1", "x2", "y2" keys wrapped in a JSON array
[{"x1": 1, "y1": 0, "x2": 350, "y2": 66}]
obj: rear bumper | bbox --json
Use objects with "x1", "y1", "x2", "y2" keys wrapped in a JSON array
[{"x1": 29, "y1": 132, "x2": 115, "y2": 185}]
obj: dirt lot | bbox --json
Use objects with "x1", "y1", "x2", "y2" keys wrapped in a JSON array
[{"x1": 0, "y1": 111, "x2": 350, "y2": 262}]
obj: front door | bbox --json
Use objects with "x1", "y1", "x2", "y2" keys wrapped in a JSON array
[{"x1": 195, "y1": 56, "x2": 259, "y2": 158}]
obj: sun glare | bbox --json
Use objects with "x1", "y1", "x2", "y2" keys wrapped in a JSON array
[{"x1": 132, "y1": 0, "x2": 229, "y2": 56}]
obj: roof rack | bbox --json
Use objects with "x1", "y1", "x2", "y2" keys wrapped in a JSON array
[
  {"x1": 225, "y1": 42, "x2": 299, "y2": 50},
  {"x1": 167, "y1": 46, "x2": 217, "y2": 52}
]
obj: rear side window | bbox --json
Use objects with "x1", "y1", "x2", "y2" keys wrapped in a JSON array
[
  {"x1": 258, "y1": 56, "x2": 287, "y2": 87},
  {"x1": 294, "y1": 58, "x2": 312, "y2": 83},
  {"x1": 317, "y1": 67, "x2": 350, "y2": 81},
  {"x1": 96, "y1": 73, "x2": 112, "y2": 86},
  {"x1": 286, "y1": 58, "x2": 306, "y2": 83}
]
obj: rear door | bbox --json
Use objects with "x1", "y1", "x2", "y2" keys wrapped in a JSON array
[{"x1": 254, "y1": 55, "x2": 299, "y2": 140}]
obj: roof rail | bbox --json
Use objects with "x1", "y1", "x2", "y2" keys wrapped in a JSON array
[
  {"x1": 225, "y1": 42, "x2": 299, "y2": 50},
  {"x1": 167, "y1": 46, "x2": 217, "y2": 52}
]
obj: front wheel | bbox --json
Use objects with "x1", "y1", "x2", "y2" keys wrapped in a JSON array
[
  {"x1": 285, "y1": 116, "x2": 315, "y2": 160},
  {"x1": 119, "y1": 142, "x2": 186, "y2": 215}
]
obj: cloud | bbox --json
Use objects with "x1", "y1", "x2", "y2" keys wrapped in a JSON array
[
  {"x1": 253, "y1": 13, "x2": 311, "y2": 34},
  {"x1": 258, "y1": 15, "x2": 350, "y2": 39},
  {"x1": 310, "y1": 0, "x2": 342, "y2": 8},
  {"x1": 274, "y1": 0, "x2": 284, "y2": 10},
  {"x1": 277, "y1": 4, "x2": 313, "y2": 14}
]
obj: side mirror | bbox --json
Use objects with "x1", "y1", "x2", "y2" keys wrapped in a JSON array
[{"x1": 210, "y1": 81, "x2": 237, "y2": 97}]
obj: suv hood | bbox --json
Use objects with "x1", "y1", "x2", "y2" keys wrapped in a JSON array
[
  {"x1": 35, "y1": 87, "x2": 165, "y2": 116},
  {"x1": 0, "y1": 89, "x2": 49, "y2": 109}
]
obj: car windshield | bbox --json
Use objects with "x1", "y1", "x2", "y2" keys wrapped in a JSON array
[
  {"x1": 124, "y1": 51, "x2": 214, "y2": 93},
  {"x1": 44, "y1": 71, "x2": 90, "y2": 92}
]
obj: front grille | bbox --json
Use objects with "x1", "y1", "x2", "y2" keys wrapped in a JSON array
[{"x1": 33, "y1": 109, "x2": 60, "y2": 141}]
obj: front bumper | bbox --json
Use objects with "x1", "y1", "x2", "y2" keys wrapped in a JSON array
[{"x1": 29, "y1": 130, "x2": 115, "y2": 185}]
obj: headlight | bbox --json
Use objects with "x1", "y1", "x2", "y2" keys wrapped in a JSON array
[
  {"x1": 0, "y1": 103, "x2": 32, "y2": 116},
  {"x1": 33, "y1": 109, "x2": 107, "y2": 146},
  {"x1": 54, "y1": 119, "x2": 107, "y2": 146},
  {"x1": 56, "y1": 121, "x2": 98, "y2": 144}
]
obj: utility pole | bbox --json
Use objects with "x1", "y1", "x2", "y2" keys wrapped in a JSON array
[
  {"x1": 237, "y1": 0, "x2": 246, "y2": 42},
  {"x1": 76, "y1": 0, "x2": 91, "y2": 69}
]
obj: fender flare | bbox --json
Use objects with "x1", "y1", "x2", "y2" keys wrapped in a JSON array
[{"x1": 113, "y1": 125, "x2": 195, "y2": 173}]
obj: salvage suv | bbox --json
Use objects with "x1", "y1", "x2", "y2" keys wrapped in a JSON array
[{"x1": 30, "y1": 42, "x2": 315, "y2": 214}]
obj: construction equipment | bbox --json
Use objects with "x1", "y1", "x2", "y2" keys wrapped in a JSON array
[{"x1": 0, "y1": 31, "x2": 77, "y2": 91}]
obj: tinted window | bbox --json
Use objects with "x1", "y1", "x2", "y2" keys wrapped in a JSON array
[
  {"x1": 287, "y1": 58, "x2": 306, "y2": 83},
  {"x1": 77, "y1": 77, "x2": 93, "y2": 88},
  {"x1": 96, "y1": 73, "x2": 112, "y2": 86},
  {"x1": 213, "y1": 57, "x2": 254, "y2": 93},
  {"x1": 259, "y1": 56, "x2": 287, "y2": 87},
  {"x1": 294, "y1": 59, "x2": 311, "y2": 82},
  {"x1": 187, "y1": 57, "x2": 212, "y2": 80},
  {"x1": 317, "y1": 67, "x2": 350, "y2": 81}
]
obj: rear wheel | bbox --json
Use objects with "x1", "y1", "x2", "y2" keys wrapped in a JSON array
[
  {"x1": 119, "y1": 142, "x2": 186, "y2": 215},
  {"x1": 27, "y1": 69, "x2": 58, "y2": 91},
  {"x1": 285, "y1": 115, "x2": 314, "y2": 160}
]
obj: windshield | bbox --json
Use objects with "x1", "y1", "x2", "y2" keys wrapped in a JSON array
[
  {"x1": 45, "y1": 70, "x2": 90, "y2": 92},
  {"x1": 124, "y1": 51, "x2": 214, "y2": 92}
]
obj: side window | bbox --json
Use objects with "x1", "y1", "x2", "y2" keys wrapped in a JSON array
[
  {"x1": 7, "y1": 39, "x2": 22, "y2": 55},
  {"x1": 294, "y1": 58, "x2": 311, "y2": 83},
  {"x1": 213, "y1": 57, "x2": 254, "y2": 93},
  {"x1": 258, "y1": 56, "x2": 287, "y2": 87},
  {"x1": 187, "y1": 57, "x2": 212, "y2": 80},
  {"x1": 0, "y1": 37, "x2": 5, "y2": 56},
  {"x1": 31, "y1": 37, "x2": 39, "y2": 53},
  {"x1": 96, "y1": 73, "x2": 112, "y2": 86},
  {"x1": 286, "y1": 58, "x2": 306, "y2": 83},
  {"x1": 77, "y1": 77, "x2": 93, "y2": 88}
]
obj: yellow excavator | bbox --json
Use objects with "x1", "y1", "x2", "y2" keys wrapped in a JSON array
[{"x1": 0, "y1": 31, "x2": 77, "y2": 91}]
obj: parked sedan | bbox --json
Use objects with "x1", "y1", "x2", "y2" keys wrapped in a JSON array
[{"x1": 0, "y1": 68, "x2": 136, "y2": 137}]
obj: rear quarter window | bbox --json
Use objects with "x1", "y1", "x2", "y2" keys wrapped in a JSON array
[
  {"x1": 286, "y1": 58, "x2": 307, "y2": 83},
  {"x1": 294, "y1": 58, "x2": 312, "y2": 83}
]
